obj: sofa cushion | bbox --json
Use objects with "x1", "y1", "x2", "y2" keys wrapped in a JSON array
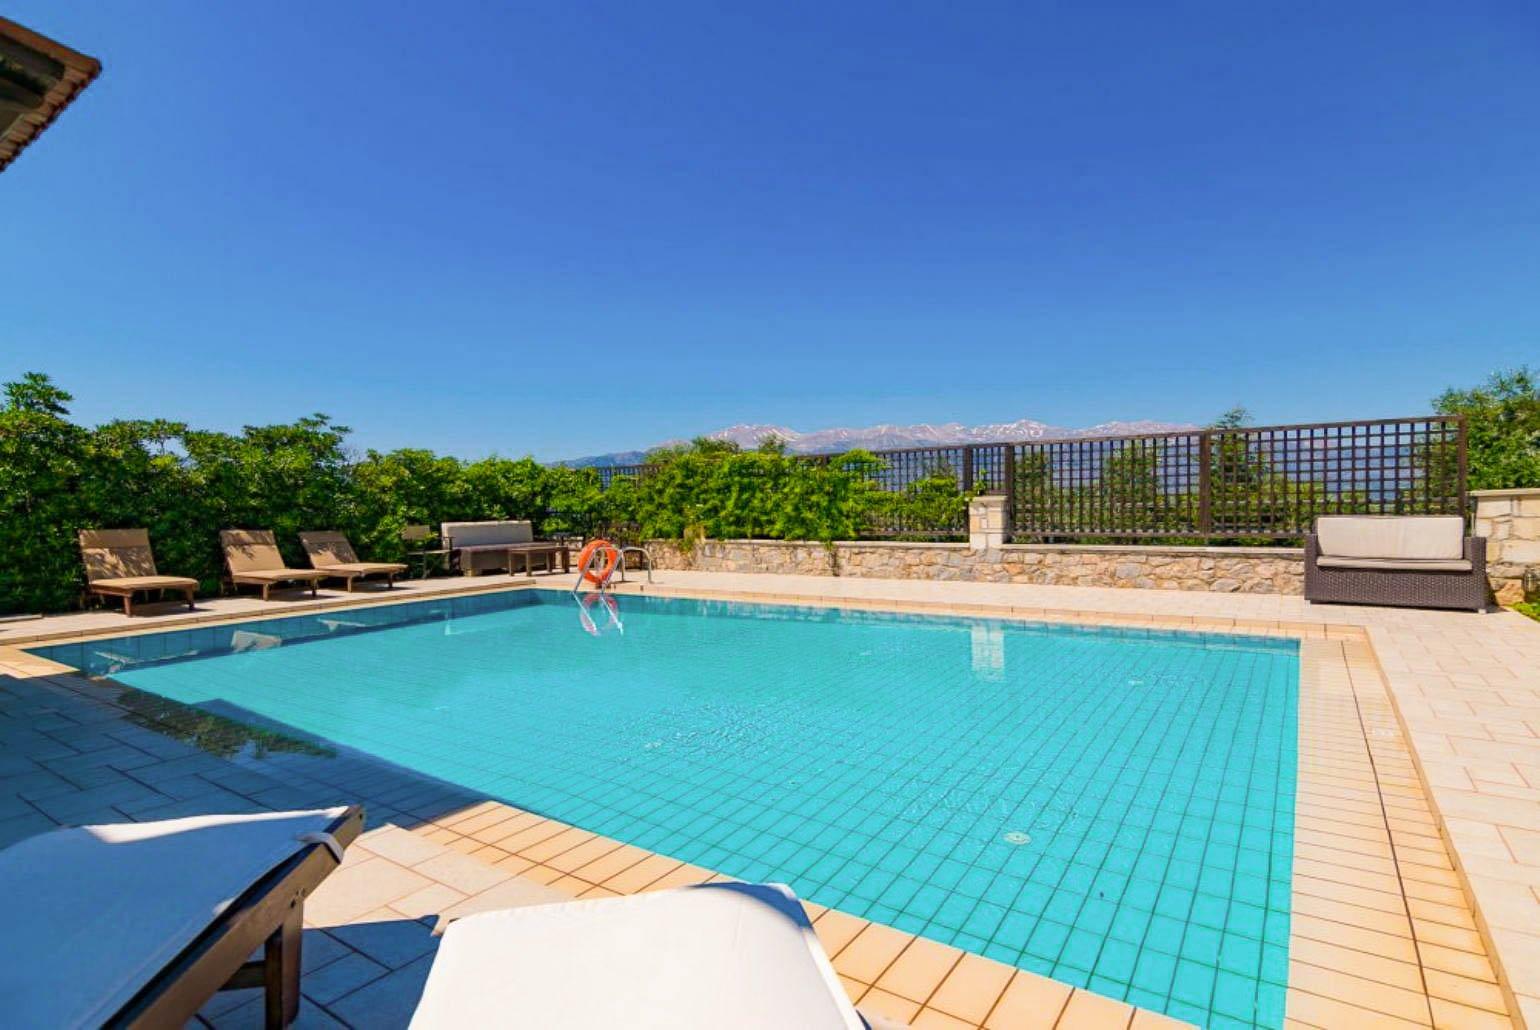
[
  {"x1": 441, "y1": 520, "x2": 533, "y2": 548},
  {"x1": 1316, "y1": 556, "x2": 1473, "y2": 573},
  {"x1": 1315, "y1": 516, "x2": 1464, "y2": 561}
]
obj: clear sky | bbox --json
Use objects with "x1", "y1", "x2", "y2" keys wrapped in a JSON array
[{"x1": 4, "y1": 2, "x2": 1537, "y2": 460}]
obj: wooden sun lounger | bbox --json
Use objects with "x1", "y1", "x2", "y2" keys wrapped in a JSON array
[
  {"x1": 299, "y1": 531, "x2": 407, "y2": 591},
  {"x1": 0, "y1": 805, "x2": 363, "y2": 1029},
  {"x1": 220, "y1": 529, "x2": 327, "y2": 600},
  {"x1": 78, "y1": 528, "x2": 199, "y2": 616}
]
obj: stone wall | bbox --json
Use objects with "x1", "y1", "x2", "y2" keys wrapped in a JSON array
[
  {"x1": 638, "y1": 490, "x2": 1540, "y2": 600},
  {"x1": 644, "y1": 539, "x2": 1306, "y2": 594},
  {"x1": 1473, "y1": 488, "x2": 1540, "y2": 605}
]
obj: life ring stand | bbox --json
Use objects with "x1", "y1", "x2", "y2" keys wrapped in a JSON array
[{"x1": 576, "y1": 539, "x2": 621, "y2": 586}]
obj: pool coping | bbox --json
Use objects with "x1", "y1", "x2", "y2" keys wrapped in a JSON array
[
  {"x1": 1, "y1": 580, "x2": 1522, "y2": 1028},
  {"x1": 0, "y1": 575, "x2": 543, "y2": 648}
]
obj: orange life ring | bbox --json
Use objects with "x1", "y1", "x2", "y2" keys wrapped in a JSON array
[{"x1": 577, "y1": 538, "x2": 620, "y2": 585}]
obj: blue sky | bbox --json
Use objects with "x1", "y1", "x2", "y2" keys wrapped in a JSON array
[{"x1": 4, "y1": 2, "x2": 1537, "y2": 460}]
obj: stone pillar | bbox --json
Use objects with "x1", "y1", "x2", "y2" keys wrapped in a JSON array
[
  {"x1": 1472, "y1": 488, "x2": 1540, "y2": 605},
  {"x1": 968, "y1": 494, "x2": 1007, "y2": 551}
]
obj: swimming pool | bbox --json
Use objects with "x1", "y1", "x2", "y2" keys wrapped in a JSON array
[{"x1": 34, "y1": 591, "x2": 1297, "y2": 1028}]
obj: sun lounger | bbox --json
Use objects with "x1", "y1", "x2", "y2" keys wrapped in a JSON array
[
  {"x1": 78, "y1": 528, "x2": 199, "y2": 616},
  {"x1": 299, "y1": 530, "x2": 407, "y2": 591},
  {"x1": 410, "y1": 882, "x2": 864, "y2": 1029},
  {"x1": 0, "y1": 805, "x2": 363, "y2": 1028},
  {"x1": 221, "y1": 529, "x2": 328, "y2": 600}
]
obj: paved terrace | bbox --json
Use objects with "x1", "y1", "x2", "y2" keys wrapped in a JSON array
[{"x1": 0, "y1": 570, "x2": 1536, "y2": 1027}]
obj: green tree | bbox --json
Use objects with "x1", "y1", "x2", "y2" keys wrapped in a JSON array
[
  {"x1": 4, "y1": 371, "x2": 73, "y2": 416},
  {"x1": 882, "y1": 464, "x2": 970, "y2": 537},
  {"x1": 1096, "y1": 441, "x2": 1170, "y2": 535},
  {"x1": 1209, "y1": 406, "x2": 1251, "y2": 430},
  {"x1": 0, "y1": 373, "x2": 89, "y2": 612},
  {"x1": 1434, "y1": 367, "x2": 1540, "y2": 490}
]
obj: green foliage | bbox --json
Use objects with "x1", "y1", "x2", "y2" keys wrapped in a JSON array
[
  {"x1": 0, "y1": 374, "x2": 915, "y2": 614},
  {"x1": 615, "y1": 445, "x2": 888, "y2": 543},
  {"x1": 4, "y1": 371, "x2": 73, "y2": 416},
  {"x1": 0, "y1": 382, "x2": 90, "y2": 612},
  {"x1": 0, "y1": 373, "x2": 622, "y2": 615},
  {"x1": 9, "y1": 365, "x2": 1531, "y2": 614},
  {"x1": 1514, "y1": 601, "x2": 1539, "y2": 622},
  {"x1": 1434, "y1": 366, "x2": 1540, "y2": 490},
  {"x1": 880, "y1": 464, "x2": 972, "y2": 537},
  {"x1": 1209, "y1": 406, "x2": 1252, "y2": 430}
]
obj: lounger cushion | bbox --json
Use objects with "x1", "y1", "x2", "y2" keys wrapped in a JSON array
[
  {"x1": 1316, "y1": 556, "x2": 1473, "y2": 572},
  {"x1": 315, "y1": 562, "x2": 408, "y2": 576},
  {"x1": 410, "y1": 883, "x2": 864, "y2": 1030},
  {"x1": 0, "y1": 807, "x2": 348, "y2": 1029},
  {"x1": 90, "y1": 575, "x2": 200, "y2": 591},
  {"x1": 1315, "y1": 516, "x2": 1464, "y2": 561}
]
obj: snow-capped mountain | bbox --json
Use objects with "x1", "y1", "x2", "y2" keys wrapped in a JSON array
[{"x1": 565, "y1": 417, "x2": 1198, "y2": 466}]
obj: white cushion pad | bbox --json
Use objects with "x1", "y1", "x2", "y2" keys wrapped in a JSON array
[
  {"x1": 1316, "y1": 556, "x2": 1473, "y2": 572},
  {"x1": 440, "y1": 520, "x2": 533, "y2": 548},
  {"x1": 0, "y1": 807, "x2": 347, "y2": 1028},
  {"x1": 410, "y1": 883, "x2": 864, "y2": 1030},
  {"x1": 1316, "y1": 516, "x2": 1464, "y2": 560}
]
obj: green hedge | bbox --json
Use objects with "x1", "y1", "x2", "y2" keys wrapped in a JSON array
[{"x1": 0, "y1": 375, "x2": 937, "y2": 614}]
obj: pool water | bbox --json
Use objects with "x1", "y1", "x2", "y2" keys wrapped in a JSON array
[{"x1": 35, "y1": 592, "x2": 1298, "y2": 1028}]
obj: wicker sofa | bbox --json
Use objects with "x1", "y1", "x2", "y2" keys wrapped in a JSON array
[{"x1": 1304, "y1": 515, "x2": 1490, "y2": 612}]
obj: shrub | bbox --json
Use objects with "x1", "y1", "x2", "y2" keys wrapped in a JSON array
[
  {"x1": 1434, "y1": 366, "x2": 1540, "y2": 490},
  {"x1": 0, "y1": 375, "x2": 912, "y2": 614}
]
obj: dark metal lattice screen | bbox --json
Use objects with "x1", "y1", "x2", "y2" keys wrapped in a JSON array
[
  {"x1": 1010, "y1": 416, "x2": 1466, "y2": 541},
  {"x1": 594, "y1": 464, "x2": 654, "y2": 489},
  {"x1": 586, "y1": 416, "x2": 1466, "y2": 542}
]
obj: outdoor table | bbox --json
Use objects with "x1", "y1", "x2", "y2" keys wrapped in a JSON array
[
  {"x1": 504, "y1": 542, "x2": 571, "y2": 577},
  {"x1": 452, "y1": 542, "x2": 571, "y2": 577}
]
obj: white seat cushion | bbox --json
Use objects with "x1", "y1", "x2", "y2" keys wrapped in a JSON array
[
  {"x1": 1316, "y1": 556, "x2": 1473, "y2": 572},
  {"x1": 0, "y1": 807, "x2": 347, "y2": 1028},
  {"x1": 410, "y1": 883, "x2": 864, "y2": 1030},
  {"x1": 1316, "y1": 516, "x2": 1464, "y2": 561},
  {"x1": 441, "y1": 520, "x2": 533, "y2": 548}
]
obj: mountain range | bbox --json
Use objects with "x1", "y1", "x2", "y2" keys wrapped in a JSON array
[{"x1": 563, "y1": 418, "x2": 1198, "y2": 467}]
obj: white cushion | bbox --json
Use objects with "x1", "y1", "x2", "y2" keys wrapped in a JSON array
[
  {"x1": 440, "y1": 520, "x2": 533, "y2": 548},
  {"x1": 1316, "y1": 516, "x2": 1464, "y2": 561},
  {"x1": 410, "y1": 883, "x2": 864, "y2": 1030},
  {"x1": 0, "y1": 807, "x2": 347, "y2": 1028},
  {"x1": 1316, "y1": 556, "x2": 1472, "y2": 572}
]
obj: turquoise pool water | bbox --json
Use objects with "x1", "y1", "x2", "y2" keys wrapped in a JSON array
[{"x1": 35, "y1": 592, "x2": 1298, "y2": 1028}]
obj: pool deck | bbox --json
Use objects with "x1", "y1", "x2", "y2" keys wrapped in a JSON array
[{"x1": 2, "y1": 570, "x2": 1537, "y2": 1028}]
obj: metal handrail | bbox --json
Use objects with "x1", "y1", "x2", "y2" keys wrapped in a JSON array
[{"x1": 616, "y1": 546, "x2": 654, "y2": 584}]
